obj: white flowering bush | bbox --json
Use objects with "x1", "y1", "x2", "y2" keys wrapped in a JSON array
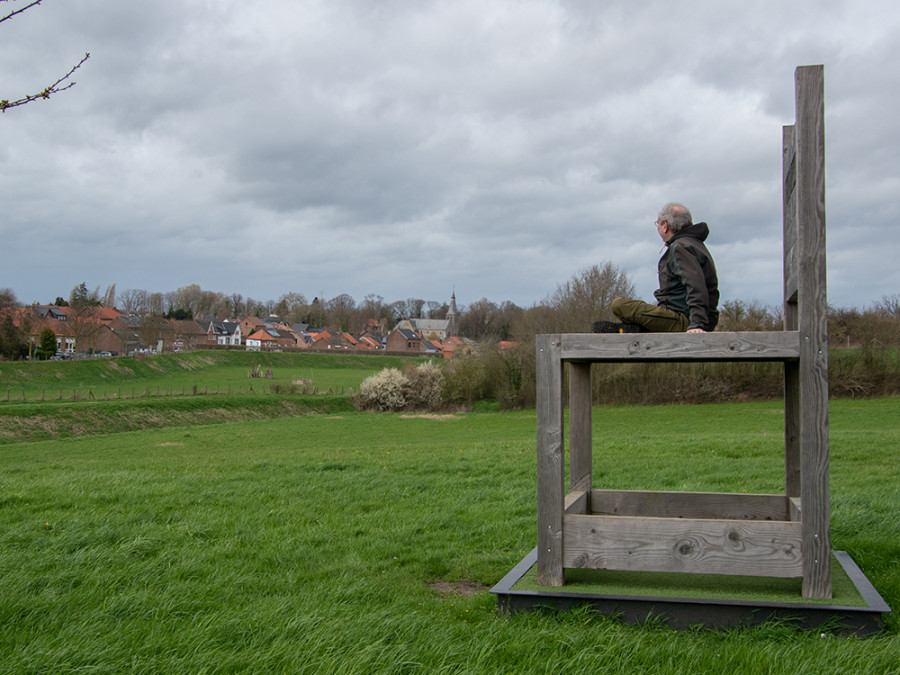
[
  {"x1": 357, "y1": 367, "x2": 410, "y2": 411},
  {"x1": 405, "y1": 361, "x2": 445, "y2": 409},
  {"x1": 355, "y1": 361, "x2": 446, "y2": 411}
]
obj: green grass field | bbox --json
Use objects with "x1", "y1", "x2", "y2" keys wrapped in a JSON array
[
  {"x1": 0, "y1": 350, "x2": 425, "y2": 402},
  {"x1": 1, "y1": 355, "x2": 898, "y2": 672}
]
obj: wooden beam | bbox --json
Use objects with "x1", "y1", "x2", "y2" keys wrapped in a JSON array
[
  {"x1": 560, "y1": 331, "x2": 800, "y2": 363},
  {"x1": 789, "y1": 497, "x2": 802, "y2": 521},
  {"x1": 785, "y1": 360, "x2": 801, "y2": 497},
  {"x1": 565, "y1": 490, "x2": 589, "y2": 515},
  {"x1": 568, "y1": 362, "x2": 592, "y2": 496},
  {"x1": 784, "y1": 114, "x2": 801, "y2": 501},
  {"x1": 783, "y1": 124, "x2": 800, "y2": 309},
  {"x1": 795, "y1": 64, "x2": 831, "y2": 599},
  {"x1": 536, "y1": 334, "x2": 565, "y2": 586},
  {"x1": 590, "y1": 490, "x2": 790, "y2": 521},
  {"x1": 564, "y1": 515, "x2": 803, "y2": 577}
]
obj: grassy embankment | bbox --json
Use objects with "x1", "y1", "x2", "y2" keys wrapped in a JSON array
[
  {"x1": 0, "y1": 356, "x2": 898, "y2": 673},
  {"x1": 0, "y1": 351, "x2": 428, "y2": 444},
  {"x1": 0, "y1": 350, "x2": 425, "y2": 402}
]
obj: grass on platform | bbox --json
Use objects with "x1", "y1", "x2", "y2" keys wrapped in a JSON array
[{"x1": 511, "y1": 553, "x2": 866, "y2": 606}]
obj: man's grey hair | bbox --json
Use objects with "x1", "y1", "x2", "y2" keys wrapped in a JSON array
[{"x1": 658, "y1": 203, "x2": 693, "y2": 233}]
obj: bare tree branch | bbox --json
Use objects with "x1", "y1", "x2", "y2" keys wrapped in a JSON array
[
  {"x1": 2, "y1": 52, "x2": 90, "y2": 112},
  {"x1": 0, "y1": 0, "x2": 43, "y2": 26},
  {"x1": 1, "y1": 0, "x2": 90, "y2": 112}
]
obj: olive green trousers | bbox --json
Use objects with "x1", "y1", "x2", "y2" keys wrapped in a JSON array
[{"x1": 611, "y1": 297, "x2": 690, "y2": 333}]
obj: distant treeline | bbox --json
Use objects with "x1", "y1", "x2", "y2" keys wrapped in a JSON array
[{"x1": 2, "y1": 269, "x2": 898, "y2": 350}]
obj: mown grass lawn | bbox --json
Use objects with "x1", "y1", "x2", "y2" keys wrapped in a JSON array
[{"x1": 1, "y1": 399, "x2": 898, "y2": 673}]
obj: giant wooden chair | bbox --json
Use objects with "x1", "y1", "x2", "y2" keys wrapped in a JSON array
[{"x1": 536, "y1": 65, "x2": 830, "y2": 599}]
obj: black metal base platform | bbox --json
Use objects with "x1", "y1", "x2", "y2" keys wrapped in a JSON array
[{"x1": 491, "y1": 549, "x2": 890, "y2": 635}]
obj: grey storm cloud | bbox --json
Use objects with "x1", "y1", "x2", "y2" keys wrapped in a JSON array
[{"x1": 1, "y1": 0, "x2": 898, "y2": 310}]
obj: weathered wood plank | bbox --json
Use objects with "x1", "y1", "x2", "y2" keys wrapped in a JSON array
[
  {"x1": 563, "y1": 515, "x2": 803, "y2": 577},
  {"x1": 784, "y1": 113, "x2": 801, "y2": 502},
  {"x1": 590, "y1": 490, "x2": 790, "y2": 521},
  {"x1": 785, "y1": 360, "x2": 801, "y2": 497},
  {"x1": 783, "y1": 124, "x2": 799, "y2": 308},
  {"x1": 565, "y1": 490, "x2": 589, "y2": 515},
  {"x1": 796, "y1": 64, "x2": 831, "y2": 599},
  {"x1": 559, "y1": 331, "x2": 799, "y2": 363},
  {"x1": 536, "y1": 334, "x2": 565, "y2": 586},
  {"x1": 568, "y1": 362, "x2": 592, "y2": 496},
  {"x1": 789, "y1": 497, "x2": 802, "y2": 522}
]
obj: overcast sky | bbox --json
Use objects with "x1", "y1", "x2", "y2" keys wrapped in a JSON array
[{"x1": 2, "y1": 0, "x2": 898, "y2": 313}]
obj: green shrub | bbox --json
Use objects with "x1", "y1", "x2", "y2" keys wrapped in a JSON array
[{"x1": 442, "y1": 351, "x2": 494, "y2": 406}]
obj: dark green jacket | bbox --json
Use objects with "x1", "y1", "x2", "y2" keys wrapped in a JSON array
[{"x1": 654, "y1": 222, "x2": 720, "y2": 331}]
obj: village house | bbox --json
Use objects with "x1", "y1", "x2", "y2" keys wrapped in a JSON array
[
  {"x1": 170, "y1": 319, "x2": 209, "y2": 351},
  {"x1": 14, "y1": 309, "x2": 75, "y2": 356},
  {"x1": 386, "y1": 327, "x2": 421, "y2": 352},
  {"x1": 199, "y1": 319, "x2": 242, "y2": 346},
  {"x1": 244, "y1": 327, "x2": 296, "y2": 350},
  {"x1": 14, "y1": 305, "x2": 131, "y2": 356},
  {"x1": 308, "y1": 330, "x2": 361, "y2": 351},
  {"x1": 357, "y1": 335, "x2": 383, "y2": 350}
]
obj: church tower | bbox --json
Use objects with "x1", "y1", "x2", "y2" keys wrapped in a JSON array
[{"x1": 446, "y1": 291, "x2": 459, "y2": 338}]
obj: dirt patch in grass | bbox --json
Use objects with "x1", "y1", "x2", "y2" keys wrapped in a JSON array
[
  {"x1": 174, "y1": 355, "x2": 218, "y2": 370},
  {"x1": 400, "y1": 414, "x2": 460, "y2": 420},
  {"x1": 107, "y1": 362, "x2": 134, "y2": 375},
  {"x1": 428, "y1": 580, "x2": 491, "y2": 596}
]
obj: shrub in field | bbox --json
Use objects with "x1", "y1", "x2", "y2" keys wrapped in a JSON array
[
  {"x1": 355, "y1": 362, "x2": 448, "y2": 412},
  {"x1": 490, "y1": 343, "x2": 536, "y2": 409},
  {"x1": 442, "y1": 351, "x2": 494, "y2": 406},
  {"x1": 441, "y1": 342, "x2": 536, "y2": 409},
  {"x1": 404, "y1": 361, "x2": 445, "y2": 409},
  {"x1": 830, "y1": 347, "x2": 900, "y2": 398},
  {"x1": 357, "y1": 367, "x2": 410, "y2": 411}
]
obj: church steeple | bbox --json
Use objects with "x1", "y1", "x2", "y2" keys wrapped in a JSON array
[{"x1": 447, "y1": 290, "x2": 459, "y2": 338}]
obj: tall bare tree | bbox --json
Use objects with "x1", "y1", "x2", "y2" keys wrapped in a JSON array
[
  {"x1": 102, "y1": 283, "x2": 116, "y2": 308},
  {"x1": 325, "y1": 294, "x2": 356, "y2": 332},
  {"x1": 119, "y1": 288, "x2": 149, "y2": 315},
  {"x1": 274, "y1": 292, "x2": 308, "y2": 324},
  {"x1": 547, "y1": 262, "x2": 635, "y2": 333},
  {"x1": 0, "y1": 287, "x2": 20, "y2": 315}
]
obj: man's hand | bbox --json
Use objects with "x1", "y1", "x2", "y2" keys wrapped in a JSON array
[{"x1": 687, "y1": 328, "x2": 706, "y2": 333}]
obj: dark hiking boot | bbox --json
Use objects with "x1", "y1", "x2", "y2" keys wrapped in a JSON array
[{"x1": 591, "y1": 321, "x2": 644, "y2": 334}]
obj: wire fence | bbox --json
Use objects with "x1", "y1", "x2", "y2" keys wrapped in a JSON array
[{"x1": 4, "y1": 383, "x2": 346, "y2": 403}]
